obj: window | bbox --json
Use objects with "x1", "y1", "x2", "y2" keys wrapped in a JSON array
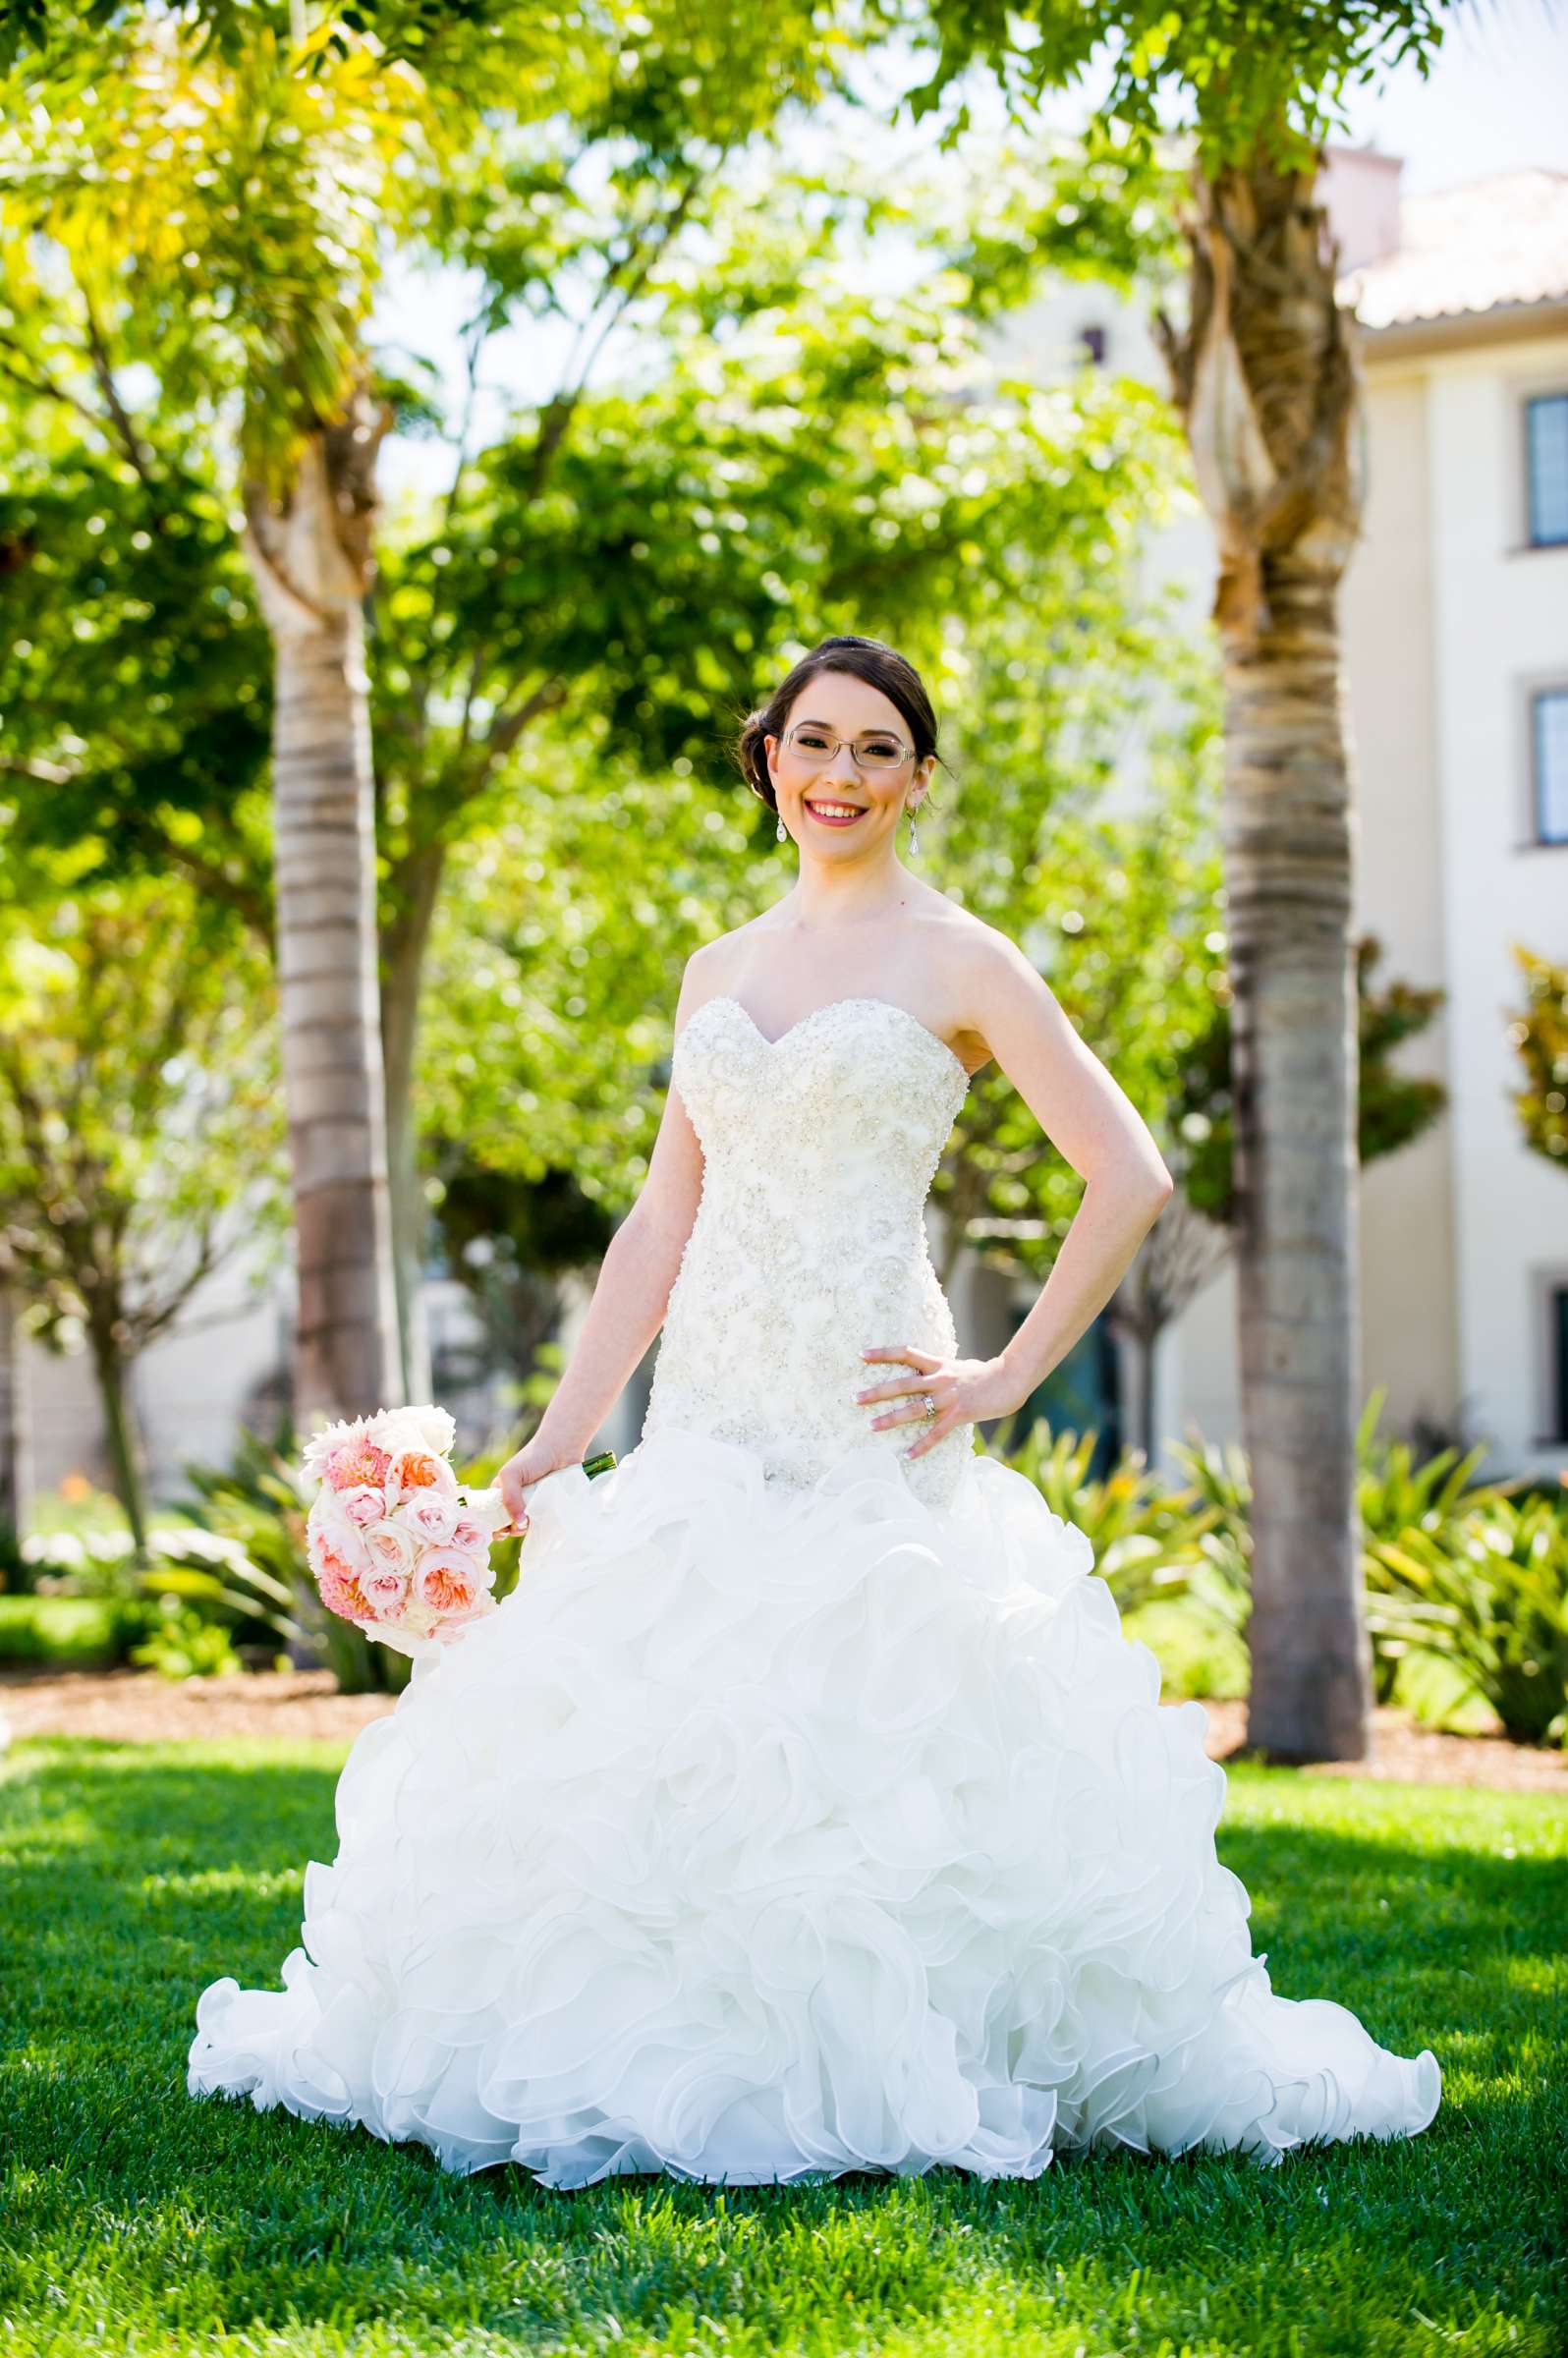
[
  {"x1": 1526, "y1": 393, "x2": 1568, "y2": 547},
  {"x1": 1534, "y1": 688, "x2": 1568, "y2": 844},
  {"x1": 1078, "y1": 323, "x2": 1107, "y2": 366},
  {"x1": 1549, "y1": 1286, "x2": 1568, "y2": 1444}
]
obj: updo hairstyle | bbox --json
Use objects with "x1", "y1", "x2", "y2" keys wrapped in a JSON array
[{"x1": 733, "y1": 635, "x2": 947, "y2": 816}]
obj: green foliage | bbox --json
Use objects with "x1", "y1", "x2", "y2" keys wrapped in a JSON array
[
  {"x1": 128, "y1": 1599, "x2": 246, "y2": 1682},
  {"x1": 0, "y1": 879, "x2": 288, "y2": 1360},
  {"x1": 982, "y1": 1417, "x2": 1215, "y2": 1614},
  {"x1": 1508, "y1": 944, "x2": 1568, "y2": 1172},
  {"x1": 1166, "y1": 1401, "x2": 1568, "y2": 1742},
  {"x1": 1372, "y1": 1497, "x2": 1568, "y2": 1748},
  {"x1": 1354, "y1": 1387, "x2": 1505, "y2": 1706},
  {"x1": 902, "y1": 0, "x2": 1457, "y2": 174},
  {"x1": 0, "y1": 1519, "x2": 38, "y2": 1597},
  {"x1": 0, "y1": 1592, "x2": 149, "y2": 1668},
  {"x1": 1162, "y1": 1431, "x2": 1255, "y2": 1656},
  {"x1": 0, "y1": 444, "x2": 275, "y2": 928}
]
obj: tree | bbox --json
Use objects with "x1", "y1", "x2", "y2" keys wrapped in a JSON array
[
  {"x1": 899, "y1": 0, "x2": 1461, "y2": 1762},
  {"x1": 1508, "y1": 947, "x2": 1568, "y2": 1171},
  {"x1": 0, "y1": 1, "x2": 868, "y2": 1418},
  {"x1": 0, "y1": 883, "x2": 287, "y2": 1555},
  {"x1": 3, "y1": 109, "x2": 1183, "y2": 1434}
]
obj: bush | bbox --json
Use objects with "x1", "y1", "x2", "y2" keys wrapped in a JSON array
[
  {"x1": 1372, "y1": 1497, "x2": 1568, "y2": 1746},
  {"x1": 1356, "y1": 1387, "x2": 1509, "y2": 1704},
  {"x1": 985, "y1": 1420, "x2": 1215, "y2": 1614},
  {"x1": 0, "y1": 1594, "x2": 155, "y2": 1669},
  {"x1": 128, "y1": 1600, "x2": 245, "y2": 1681}
]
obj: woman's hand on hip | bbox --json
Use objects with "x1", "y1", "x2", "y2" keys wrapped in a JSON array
[{"x1": 855, "y1": 1346, "x2": 1027, "y2": 1460}]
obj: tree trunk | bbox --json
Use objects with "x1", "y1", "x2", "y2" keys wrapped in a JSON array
[
  {"x1": 1157, "y1": 150, "x2": 1372, "y2": 1763},
  {"x1": 379, "y1": 839, "x2": 448, "y2": 1406},
  {"x1": 1133, "y1": 1327, "x2": 1155, "y2": 1467},
  {"x1": 244, "y1": 381, "x2": 402, "y2": 1434},
  {"x1": 89, "y1": 1331, "x2": 150, "y2": 1563},
  {"x1": 0, "y1": 1281, "x2": 30, "y2": 1541}
]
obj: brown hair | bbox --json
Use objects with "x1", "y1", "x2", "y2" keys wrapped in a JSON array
[{"x1": 733, "y1": 635, "x2": 947, "y2": 815}]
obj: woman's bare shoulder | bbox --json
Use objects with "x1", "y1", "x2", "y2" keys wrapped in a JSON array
[
  {"x1": 920, "y1": 892, "x2": 1024, "y2": 988},
  {"x1": 675, "y1": 916, "x2": 778, "y2": 1011}
]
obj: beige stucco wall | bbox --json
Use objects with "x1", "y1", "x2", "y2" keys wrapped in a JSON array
[{"x1": 1342, "y1": 363, "x2": 1463, "y2": 1436}]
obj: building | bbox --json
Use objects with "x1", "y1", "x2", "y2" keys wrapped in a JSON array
[{"x1": 963, "y1": 154, "x2": 1568, "y2": 1480}]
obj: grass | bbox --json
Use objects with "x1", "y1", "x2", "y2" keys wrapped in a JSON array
[{"x1": 0, "y1": 1734, "x2": 1563, "y2": 2358}]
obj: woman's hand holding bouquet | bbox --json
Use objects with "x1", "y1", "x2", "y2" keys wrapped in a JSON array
[
  {"x1": 303, "y1": 1404, "x2": 511, "y2": 1660},
  {"x1": 302, "y1": 1403, "x2": 617, "y2": 1658}
]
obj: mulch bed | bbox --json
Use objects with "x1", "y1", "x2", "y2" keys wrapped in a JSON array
[{"x1": 1, "y1": 1665, "x2": 1563, "y2": 1791}]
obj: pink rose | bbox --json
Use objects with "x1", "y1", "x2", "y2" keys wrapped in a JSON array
[
  {"x1": 362, "y1": 1567, "x2": 412, "y2": 1615},
  {"x1": 387, "y1": 1447, "x2": 459, "y2": 1506},
  {"x1": 449, "y1": 1515, "x2": 488, "y2": 1555},
  {"x1": 396, "y1": 1492, "x2": 458, "y2": 1546},
  {"x1": 308, "y1": 1506, "x2": 369, "y2": 1582},
  {"x1": 364, "y1": 1520, "x2": 419, "y2": 1578},
  {"x1": 339, "y1": 1485, "x2": 386, "y2": 1529},
  {"x1": 414, "y1": 1549, "x2": 483, "y2": 1616}
]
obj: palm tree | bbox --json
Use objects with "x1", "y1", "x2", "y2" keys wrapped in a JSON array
[
  {"x1": 0, "y1": 14, "x2": 447, "y2": 1425},
  {"x1": 907, "y1": 1, "x2": 1467, "y2": 1759},
  {"x1": 1149, "y1": 154, "x2": 1372, "y2": 1763}
]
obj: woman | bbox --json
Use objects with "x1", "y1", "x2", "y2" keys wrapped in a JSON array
[{"x1": 189, "y1": 634, "x2": 1442, "y2": 2187}]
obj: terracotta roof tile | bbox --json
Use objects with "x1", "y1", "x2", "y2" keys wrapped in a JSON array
[{"x1": 1338, "y1": 169, "x2": 1568, "y2": 329}]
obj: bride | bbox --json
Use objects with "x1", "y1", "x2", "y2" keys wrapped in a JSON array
[{"x1": 188, "y1": 632, "x2": 1442, "y2": 2187}]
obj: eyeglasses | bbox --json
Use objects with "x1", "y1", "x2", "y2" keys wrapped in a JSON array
[{"x1": 778, "y1": 722, "x2": 915, "y2": 771}]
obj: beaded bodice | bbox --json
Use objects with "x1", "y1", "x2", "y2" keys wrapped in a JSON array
[{"x1": 640, "y1": 995, "x2": 975, "y2": 1510}]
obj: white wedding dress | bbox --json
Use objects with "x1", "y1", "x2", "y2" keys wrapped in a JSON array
[{"x1": 188, "y1": 994, "x2": 1442, "y2": 2187}]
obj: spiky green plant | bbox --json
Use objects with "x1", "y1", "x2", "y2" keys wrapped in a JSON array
[
  {"x1": 985, "y1": 1420, "x2": 1215, "y2": 1614},
  {"x1": 1372, "y1": 1496, "x2": 1568, "y2": 1746}
]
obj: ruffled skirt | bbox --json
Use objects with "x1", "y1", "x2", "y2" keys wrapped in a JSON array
[{"x1": 187, "y1": 1428, "x2": 1442, "y2": 2187}]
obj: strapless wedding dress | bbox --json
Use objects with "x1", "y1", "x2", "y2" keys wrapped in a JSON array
[{"x1": 187, "y1": 993, "x2": 1442, "y2": 2187}]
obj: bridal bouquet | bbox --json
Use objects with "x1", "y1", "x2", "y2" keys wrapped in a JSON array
[{"x1": 302, "y1": 1404, "x2": 512, "y2": 1659}]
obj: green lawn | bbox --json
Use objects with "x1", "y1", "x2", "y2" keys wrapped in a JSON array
[{"x1": 1, "y1": 1735, "x2": 1563, "y2": 2358}]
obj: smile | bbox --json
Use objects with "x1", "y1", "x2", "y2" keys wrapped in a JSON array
[{"x1": 804, "y1": 800, "x2": 867, "y2": 827}]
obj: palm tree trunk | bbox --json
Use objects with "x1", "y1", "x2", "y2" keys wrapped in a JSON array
[
  {"x1": 380, "y1": 840, "x2": 447, "y2": 1406},
  {"x1": 1157, "y1": 149, "x2": 1373, "y2": 1763},
  {"x1": 244, "y1": 385, "x2": 401, "y2": 1433},
  {"x1": 0, "y1": 1280, "x2": 30, "y2": 1541},
  {"x1": 1224, "y1": 557, "x2": 1371, "y2": 1758}
]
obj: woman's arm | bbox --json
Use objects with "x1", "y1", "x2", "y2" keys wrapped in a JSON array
[
  {"x1": 975, "y1": 933, "x2": 1174, "y2": 1405},
  {"x1": 495, "y1": 962, "x2": 710, "y2": 1518},
  {"x1": 861, "y1": 929, "x2": 1174, "y2": 1458}
]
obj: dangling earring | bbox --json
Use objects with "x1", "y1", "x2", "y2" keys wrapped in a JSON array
[
  {"x1": 776, "y1": 812, "x2": 787, "y2": 843},
  {"x1": 907, "y1": 802, "x2": 920, "y2": 858}
]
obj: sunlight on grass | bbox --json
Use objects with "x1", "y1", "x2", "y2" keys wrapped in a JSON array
[{"x1": 1, "y1": 1735, "x2": 1563, "y2": 2358}]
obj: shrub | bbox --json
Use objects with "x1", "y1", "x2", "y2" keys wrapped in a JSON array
[
  {"x1": 1163, "y1": 1432, "x2": 1252, "y2": 1646},
  {"x1": 128, "y1": 1600, "x2": 245, "y2": 1681},
  {"x1": 986, "y1": 1420, "x2": 1214, "y2": 1614},
  {"x1": 1372, "y1": 1497, "x2": 1568, "y2": 1746},
  {"x1": 0, "y1": 1593, "x2": 155, "y2": 1669},
  {"x1": 1355, "y1": 1388, "x2": 1510, "y2": 1704}
]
